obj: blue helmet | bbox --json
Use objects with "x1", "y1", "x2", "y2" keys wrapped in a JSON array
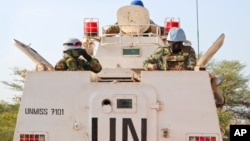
[
  {"x1": 130, "y1": 0, "x2": 144, "y2": 7},
  {"x1": 167, "y1": 27, "x2": 186, "y2": 42},
  {"x1": 63, "y1": 38, "x2": 82, "y2": 51}
]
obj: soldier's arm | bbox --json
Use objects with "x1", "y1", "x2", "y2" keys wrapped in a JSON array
[
  {"x1": 88, "y1": 58, "x2": 102, "y2": 73},
  {"x1": 143, "y1": 47, "x2": 164, "y2": 70},
  {"x1": 55, "y1": 58, "x2": 68, "y2": 71},
  {"x1": 187, "y1": 47, "x2": 197, "y2": 70},
  {"x1": 78, "y1": 49, "x2": 102, "y2": 73},
  {"x1": 66, "y1": 58, "x2": 80, "y2": 71},
  {"x1": 143, "y1": 56, "x2": 159, "y2": 70}
]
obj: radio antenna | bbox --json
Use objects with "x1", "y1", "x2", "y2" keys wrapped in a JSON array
[{"x1": 196, "y1": 0, "x2": 200, "y2": 59}]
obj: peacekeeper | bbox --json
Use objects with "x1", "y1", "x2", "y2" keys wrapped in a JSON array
[
  {"x1": 55, "y1": 38, "x2": 102, "y2": 73},
  {"x1": 143, "y1": 27, "x2": 197, "y2": 71}
]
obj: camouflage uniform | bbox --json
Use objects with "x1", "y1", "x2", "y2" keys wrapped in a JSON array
[
  {"x1": 143, "y1": 45, "x2": 197, "y2": 70},
  {"x1": 55, "y1": 49, "x2": 102, "y2": 73}
]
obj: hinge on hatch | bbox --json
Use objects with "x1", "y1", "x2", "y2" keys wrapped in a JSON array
[{"x1": 151, "y1": 101, "x2": 163, "y2": 111}]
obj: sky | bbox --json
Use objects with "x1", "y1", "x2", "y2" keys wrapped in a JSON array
[{"x1": 0, "y1": 0, "x2": 250, "y2": 102}]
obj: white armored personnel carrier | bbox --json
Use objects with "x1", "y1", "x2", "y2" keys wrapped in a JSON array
[{"x1": 13, "y1": 5, "x2": 225, "y2": 141}]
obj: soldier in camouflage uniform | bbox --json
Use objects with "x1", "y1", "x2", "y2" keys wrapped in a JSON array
[
  {"x1": 55, "y1": 38, "x2": 102, "y2": 73},
  {"x1": 143, "y1": 27, "x2": 197, "y2": 71}
]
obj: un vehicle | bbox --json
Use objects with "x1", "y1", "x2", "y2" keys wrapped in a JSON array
[{"x1": 13, "y1": 4, "x2": 225, "y2": 141}]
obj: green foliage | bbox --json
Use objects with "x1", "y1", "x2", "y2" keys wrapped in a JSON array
[
  {"x1": 0, "y1": 101, "x2": 19, "y2": 141},
  {"x1": 207, "y1": 60, "x2": 250, "y2": 106},
  {"x1": 218, "y1": 109, "x2": 233, "y2": 129},
  {"x1": 207, "y1": 60, "x2": 250, "y2": 140},
  {"x1": 1, "y1": 67, "x2": 27, "y2": 92},
  {"x1": 0, "y1": 67, "x2": 25, "y2": 140},
  {"x1": 217, "y1": 108, "x2": 233, "y2": 140}
]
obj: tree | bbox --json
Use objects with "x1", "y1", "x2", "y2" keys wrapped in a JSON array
[
  {"x1": 207, "y1": 60, "x2": 250, "y2": 118},
  {"x1": 1, "y1": 67, "x2": 27, "y2": 92},
  {"x1": 0, "y1": 67, "x2": 25, "y2": 141},
  {"x1": 1, "y1": 67, "x2": 27, "y2": 103},
  {"x1": 207, "y1": 60, "x2": 250, "y2": 140},
  {"x1": 0, "y1": 101, "x2": 19, "y2": 141}
]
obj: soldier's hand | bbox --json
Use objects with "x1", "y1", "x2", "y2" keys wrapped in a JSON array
[
  {"x1": 147, "y1": 64, "x2": 157, "y2": 71},
  {"x1": 79, "y1": 49, "x2": 92, "y2": 62},
  {"x1": 176, "y1": 65, "x2": 186, "y2": 71}
]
